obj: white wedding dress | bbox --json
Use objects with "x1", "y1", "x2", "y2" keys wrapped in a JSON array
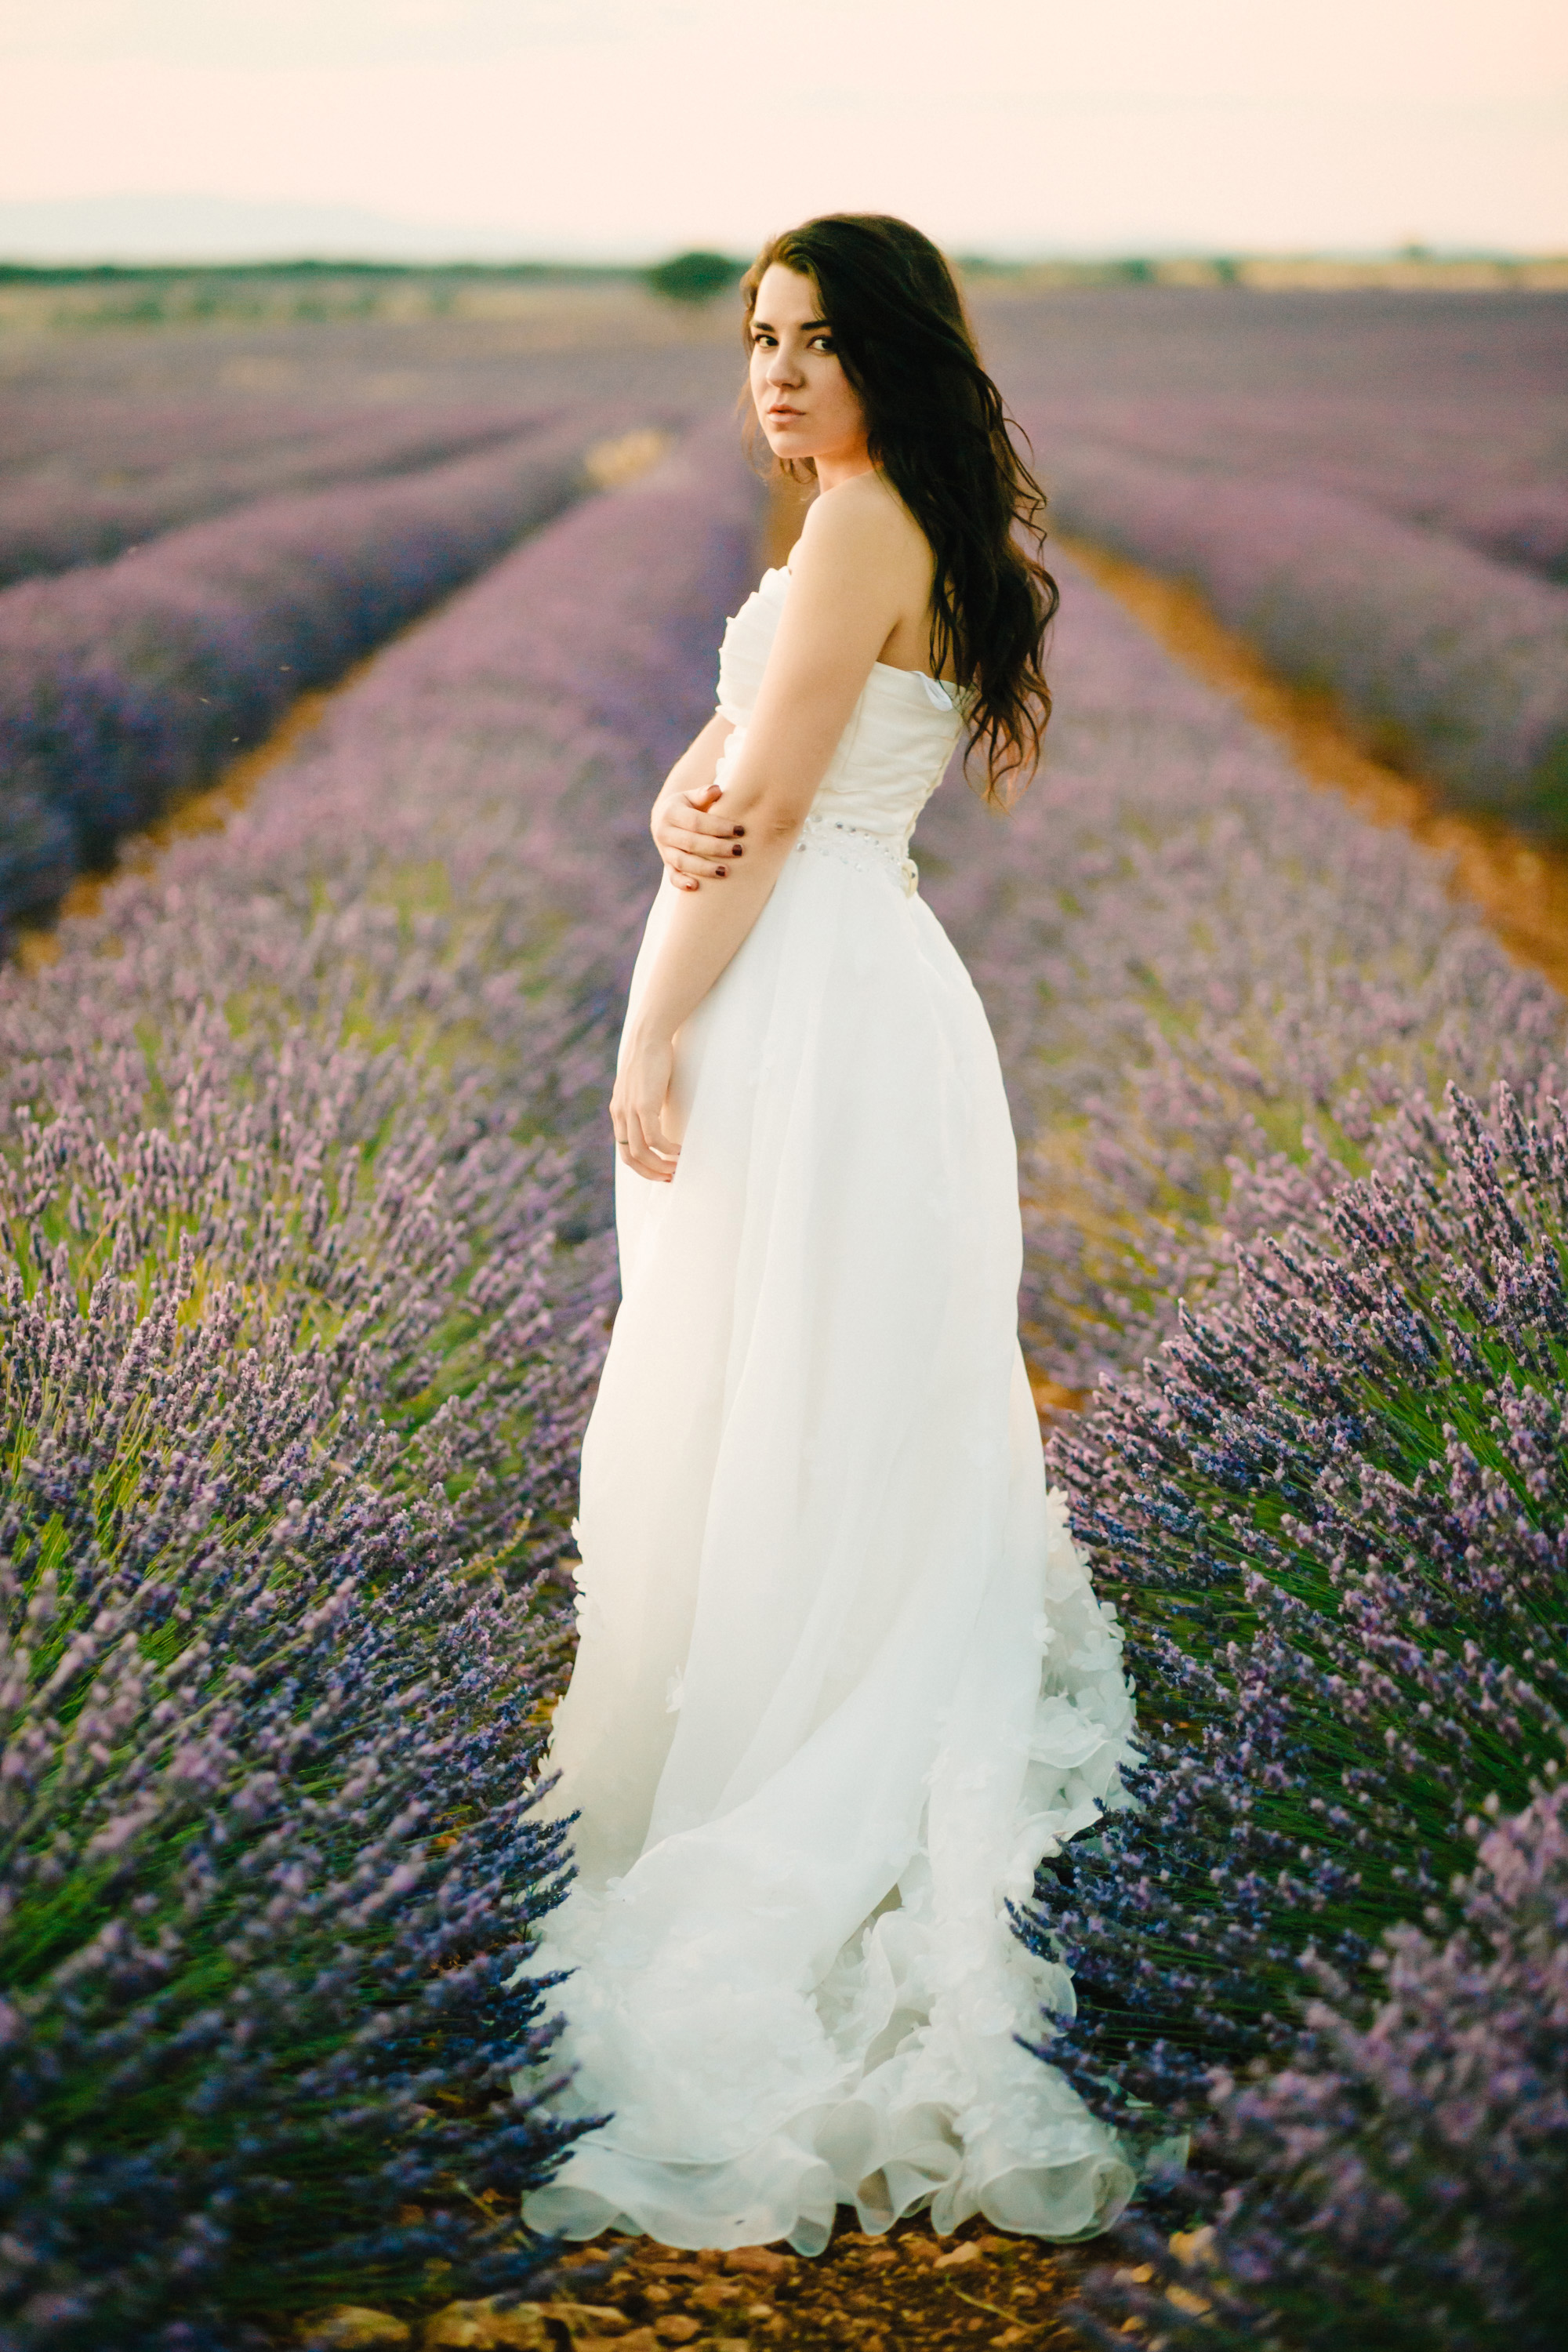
[{"x1": 518, "y1": 565, "x2": 1138, "y2": 2255}]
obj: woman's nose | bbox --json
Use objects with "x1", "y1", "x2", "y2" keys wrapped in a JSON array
[{"x1": 766, "y1": 347, "x2": 800, "y2": 386}]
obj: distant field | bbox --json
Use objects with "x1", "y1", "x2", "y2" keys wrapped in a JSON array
[
  {"x1": 0, "y1": 246, "x2": 1563, "y2": 336},
  {"x1": 0, "y1": 281, "x2": 739, "y2": 483},
  {"x1": 2, "y1": 278, "x2": 1566, "y2": 934},
  {"x1": 0, "y1": 286, "x2": 740, "y2": 583},
  {"x1": 0, "y1": 292, "x2": 743, "y2": 919},
  {"x1": 982, "y1": 286, "x2": 1568, "y2": 822},
  {"x1": 980, "y1": 285, "x2": 1568, "y2": 553}
]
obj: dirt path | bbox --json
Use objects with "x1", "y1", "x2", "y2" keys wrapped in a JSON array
[{"x1": 543, "y1": 2215, "x2": 1096, "y2": 2350}]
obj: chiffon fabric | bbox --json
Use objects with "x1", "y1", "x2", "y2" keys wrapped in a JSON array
[{"x1": 517, "y1": 567, "x2": 1138, "y2": 2254}]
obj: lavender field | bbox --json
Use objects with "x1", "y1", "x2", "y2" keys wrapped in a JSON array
[
  {"x1": 0, "y1": 418, "x2": 759, "y2": 2349},
  {"x1": 984, "y1": 287, "x2": 1568, "y2": 826},
  {"x1": 1, "y1": 286, "x2": 1565, "y2": 2348},
  {"x1": 0, "y1": 294, "x2": 739, "y2": 918}
]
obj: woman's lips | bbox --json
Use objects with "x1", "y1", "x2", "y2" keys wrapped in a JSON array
[{"x1": 768, "y1": 406, "x2": 803, "y2": 421}]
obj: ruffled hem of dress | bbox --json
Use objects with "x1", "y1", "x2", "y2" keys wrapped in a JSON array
[
  {"x1": 521, "y1": 2092, "x2": 1136, "y2": 2256},
  {"x1": 516, "y1": 1490, "x2": 1147, "y2": 2254}
]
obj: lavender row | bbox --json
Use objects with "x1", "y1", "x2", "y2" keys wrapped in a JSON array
[
  {"x1": 0, "y1": 410, "x2": 648, "y2": 925},
  {"x1": 0, "y1": 306, "x2": 742, "y2": 502},
  {"x1": 1040, "y1": 1084, "x2": 1568, "y2": 2352},
  {"x1": 975, "y1": 287, "x2": 1568, "y2": 583},
  {"x1": 913, "y1": 553, "x2": 1565, "y2": 2333},
  {"x1": 1018, "y1": 389, "x2": 1568, "y2": 585},
  {"x1": 918, "y1": 546, "x2": 1564, "y2": 1396},
  {"x1": 0, "y1": 400, "x2": 557, "y2": 586},
  {"x1": 1031, "y1": 436, "x2": 1568, "y2": 829},
  {"x1": 1071, "y1": 1780, "x2": 1567, "y2": 2352},
  {"x1": 0, "y1": 420, "x2": 761, "y2": 2347}
]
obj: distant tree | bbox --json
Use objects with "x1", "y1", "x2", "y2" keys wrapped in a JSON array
[{"x1": 646, "y1": 249, "x2": 746, "y2": 304}]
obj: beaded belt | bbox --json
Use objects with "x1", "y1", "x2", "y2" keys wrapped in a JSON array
[{"x1": 796, "y1": 811, "x2": 920, "y2": 898}]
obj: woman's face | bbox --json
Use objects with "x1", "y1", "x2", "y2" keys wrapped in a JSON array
[{"x1": 748, "y1": 263, "x2": 868, "y2": 474}]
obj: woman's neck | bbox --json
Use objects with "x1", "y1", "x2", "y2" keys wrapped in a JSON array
[{"x1": 812, "y1": 441, "x2": 875, "y2": 495}]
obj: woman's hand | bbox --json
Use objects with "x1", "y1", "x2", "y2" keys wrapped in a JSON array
[
  {"x1": 652, "y1": 780, "x2": 746, "y2": 892},
  {"x1": 610, "y1": 1025, "x2": 680, "y2": 1181}
]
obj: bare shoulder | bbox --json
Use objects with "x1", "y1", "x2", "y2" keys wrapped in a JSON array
[{"x1": 793, "y1": 470, "x2": 930, "y2": 580}]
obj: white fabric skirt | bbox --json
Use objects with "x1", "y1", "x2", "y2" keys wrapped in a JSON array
[{"x1": 519, "y1": 832, "x2": 1137, "y2": 2254}]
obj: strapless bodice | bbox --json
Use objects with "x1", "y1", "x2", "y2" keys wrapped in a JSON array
[{"x1": 712, "y1": 568, "x2": 969, "y2": 890}]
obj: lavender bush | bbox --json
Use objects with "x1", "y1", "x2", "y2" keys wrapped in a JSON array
[
  {"x1": 1069, "y1": 1779, "x2": 1568, "y2": 2352},
  {"x1": 0, "y1": 404, "x2": 556, "y2": 587},
  {"x1": 0, "y1": 418, "x2": 760, "y2": 2347},
  {"x1": 0, "y1": 1244, "x2": 584, "y2": 2347},
  {"x1": 0, "y1": 414, "x2": 650, "y2": 924},
  {"x1": 1036, "y1": 441, "x2": 1568, "y2": 827},
  {"x1": 969, "y1": 291, "x2": 1568, "y2": 821},
  {"x1": 1020, "y1": 1076, "x2": 1567, "y2": 2142}
]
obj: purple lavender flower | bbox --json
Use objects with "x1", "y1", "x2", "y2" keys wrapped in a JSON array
[
  {"x1": 1018, "y1": 1079, "x2": 1568, "y2": 2152},
  {"x1": 1069, "y1": 1780, "x2": 1568, "y2": 2352},
  {"x1": 967, "y1": 288, "x2": 1568, "y2": 822},
  {"x1": 1036, "y1": 444, "x2": 1568, "y2": 825},
  {"x1": 0, "y1": 416, "x2": 761, "y2": 2347}
]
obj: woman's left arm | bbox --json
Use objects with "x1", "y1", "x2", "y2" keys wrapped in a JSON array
[{"x1": 612, "y1": 489, "x2": 907, "y2": 1180}]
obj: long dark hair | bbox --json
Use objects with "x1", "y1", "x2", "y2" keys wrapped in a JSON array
[{"x1": 741, "y1": 212, "x2": 1058, "y2": 804}]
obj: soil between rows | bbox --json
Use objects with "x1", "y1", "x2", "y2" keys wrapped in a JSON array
[{"x1": 548, "y1": 2211, "x2": 1097, "y2": 2349}]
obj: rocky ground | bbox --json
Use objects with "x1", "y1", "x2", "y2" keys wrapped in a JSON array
[{"x1": 303, "y1": 2213, "x2": 1098, "y2": 2348}]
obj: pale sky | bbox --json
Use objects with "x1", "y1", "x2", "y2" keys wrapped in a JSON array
[{"x1": 0, "y1": 0, "x2": 1563, "y2": 260}]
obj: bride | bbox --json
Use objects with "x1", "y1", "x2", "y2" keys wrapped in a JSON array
[{"x1": 519, "y1": 213, "x2": 1137, "y2": 2256}]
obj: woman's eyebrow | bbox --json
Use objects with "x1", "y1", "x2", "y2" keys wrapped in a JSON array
[{"x1": 752, "y1": 318, "x2": 830, "y2": 334}]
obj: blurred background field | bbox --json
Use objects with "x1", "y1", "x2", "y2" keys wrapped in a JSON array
[
  {"x1": 2, "y1": 269, "x2": 1564, "y2": 936},
  {"x1": 3, "y1": 245, "x2": 1566, "y2": 338}
]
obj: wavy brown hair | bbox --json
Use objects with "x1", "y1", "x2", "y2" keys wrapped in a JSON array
[{"x1": 742, "y1": 212, "x2": 1058, "y2": 804}]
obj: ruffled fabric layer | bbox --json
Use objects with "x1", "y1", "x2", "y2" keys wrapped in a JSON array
[
  {"x1": 521, "y1": 1468, "x2": 1137, "y2": 2253},
  {"x1": 514, "y1": 825, "x2": 1141, "y2": 2253}
]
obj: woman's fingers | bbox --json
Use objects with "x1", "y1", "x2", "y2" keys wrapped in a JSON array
[
  {"x1": 677, "y1": 790, "x2": 744, "y2": 841},
  {"x1": 636, "y1": 1099, "x2": 680, "y2": 1173},
  {"x1": 660, "y1": 847, "x2": 735, "y2": 887},
  {"x1": 622, "y1": 1102, "x2": 677, "y2": 1181},
  {"x1": 610, "y1": 1098, "x2": 678, "y2": 1182},
  {"x1": 613, "y1": 1112, "x2": 663, "y2": 1181},
  {"x1": 655, "y1": 822, "x2": 741, "y2": 865},
  {"x1": 670, "y1": 826, "x2": 742, "y2": 860},
  {"x1": 652, "y1": 817, "x2": 742, "y2": 890}
]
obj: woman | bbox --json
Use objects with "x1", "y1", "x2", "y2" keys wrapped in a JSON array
[{"x1": 520, "y1": 215, "x2": 1136, "y2": 2256}]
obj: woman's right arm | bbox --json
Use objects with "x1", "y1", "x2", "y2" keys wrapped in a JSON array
[{"x1": 650, "y1": 713, "x2": 746, "y2": 891}]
